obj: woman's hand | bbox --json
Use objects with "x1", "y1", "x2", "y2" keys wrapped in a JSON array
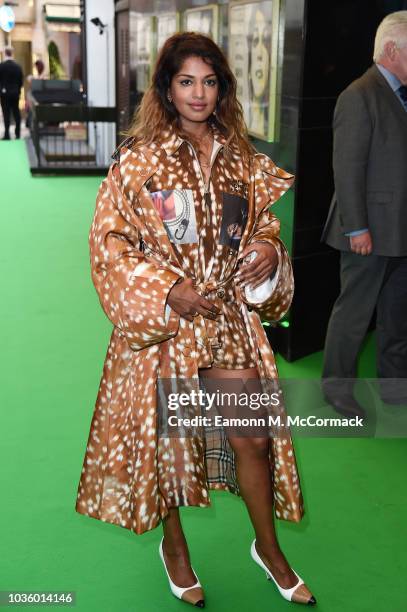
[
  {"x1": 235, "y1": 242, "x2": 278, "y2": 290},
  {"x1": 167, "y1": 278, "x2": 221, "y2": 322}
]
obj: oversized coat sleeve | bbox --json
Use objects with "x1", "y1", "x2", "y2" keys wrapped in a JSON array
[
  {"x1": 243, "y1": 153, "x2": 295, "y2": 322},
  {"x1": 89, "y1": 161, "x2": 183, "y2": 351}
]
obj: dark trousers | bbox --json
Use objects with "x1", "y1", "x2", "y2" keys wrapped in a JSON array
[
  {"x1": 322, "y1": 251, "x2": 407, "y2": 395},
  {"x1": 1, "y1": 94, "x2": 21, "y2": 138}
]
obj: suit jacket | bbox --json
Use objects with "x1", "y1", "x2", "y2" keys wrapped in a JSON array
[
  {"x1": 322, "y1": 64, "x2": 407, "y2": 256},
  {"x1": 0, "y1": 59, "x2": 23, "y2": 97}
]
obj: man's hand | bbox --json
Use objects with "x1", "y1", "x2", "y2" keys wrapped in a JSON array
[
  {"x1": 167, "y1": 278, "x2": 220, "y2": 322},
  {"x1": 235, "y1": 242, "x2": 278, "y2": 290},
  {"x1": 349, "y1": 230, "x2": 372, "y2": 256}
]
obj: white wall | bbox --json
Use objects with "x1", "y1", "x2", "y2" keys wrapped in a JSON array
[
  {"x1": 85, "y1": 0, "x2": 116, "y2": 165},
  {"x1": 85, "y1": 0, "x2": 115, "y2": 107}
]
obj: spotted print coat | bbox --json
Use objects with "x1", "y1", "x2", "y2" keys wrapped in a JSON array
[{"x1": 75, "y1": 125, "x2": 304, "y2": 535}]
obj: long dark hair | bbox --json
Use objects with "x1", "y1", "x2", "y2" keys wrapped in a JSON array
[{"x1": 127, "y1": 32, "x2": 255, "y2": 159}]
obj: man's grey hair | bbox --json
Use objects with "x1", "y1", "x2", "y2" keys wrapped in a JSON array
[
  {"x1": 374, "y1": 11, "x2": 407, "y2": 61},
  {"x1": 4, "y1": 46, "x2": 14, "y2": 58}
]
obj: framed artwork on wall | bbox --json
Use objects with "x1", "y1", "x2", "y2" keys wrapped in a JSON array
[
  {"x1": 156, "y1": 12, "x2": 180, "y2": 51},
  {"x1": 229, "y1": 0, "x2": 281, "y2": 141},
  {"x1": 183, "y1": 4, "x2": 219, "y2": 42}
]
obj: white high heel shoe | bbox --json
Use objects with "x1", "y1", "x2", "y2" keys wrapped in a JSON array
[
  {"x1": 159, "y1": 537, "x2": 205, "y2": 608},
  {"x1": 250, "y1": 539, "x2": 316, "y2": 605}
]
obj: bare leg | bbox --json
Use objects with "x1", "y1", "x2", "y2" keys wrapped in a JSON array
[
  {"x1": 161, "y1": 508, "x2": 197, "y2": 587},
  {"x1": 161, "y1": 364, "x2": 299, "y2": 590},
  {"x1": 199, "y1": 365, "x2": 298, "y2": 589}
]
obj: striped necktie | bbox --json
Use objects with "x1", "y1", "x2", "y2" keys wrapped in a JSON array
[{"x1": 398, "y1": 85, "x2": 407, "y2": 111}]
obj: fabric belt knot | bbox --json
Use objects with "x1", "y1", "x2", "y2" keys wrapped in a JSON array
[{"x1": 191, "y1": 278, "x2": 236, "y2": 368}]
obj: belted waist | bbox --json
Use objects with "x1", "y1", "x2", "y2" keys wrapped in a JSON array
[
  {"x1": 193, "y1": 278, "x2": 236, "y2": 303},
  {"x1": 141, "y1": 245, "x2": 241, "y2": 367},
  {"x1": 191, "y1": 277, "x2": 238, "y2": 368}
]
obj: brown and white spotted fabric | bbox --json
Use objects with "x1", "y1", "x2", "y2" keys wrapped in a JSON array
[
  {"x1": 145, "y1": 129, "x2": 258, "y2": 369},
  {"x1": 75, "y1": 124, "x2": 304, "y2": 534}
]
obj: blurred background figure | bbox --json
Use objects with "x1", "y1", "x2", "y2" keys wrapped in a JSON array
[
  {"x1": 0, "y1": 46, "x2": 23, "y2": 140},
  {"x1": 33, "y1": 59, "x2": 46, "y2": 80},
  {"x1": 25, "y1": 59, "x2": 47, "y2": 129}
]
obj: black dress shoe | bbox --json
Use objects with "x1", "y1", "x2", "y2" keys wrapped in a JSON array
[
  {"x1": 324, "y1": 394, "x2": 366, "y2": 419},
  {"x1": 2, "y1": 135, "x2": 10, "y2": 140}
]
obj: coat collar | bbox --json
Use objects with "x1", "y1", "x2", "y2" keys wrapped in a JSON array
[
  {"x1": 112, "y1": 122, "x2": 232, "y2": 163},
  {"x1": 111, "y1": 122, "x2": 237, "y2": 199},
  {"x1": 375, "y1": 62, "x2": 402, "y2": 91},
  {"x1": 370, "y1": 63, "x2": 392, "y2": 89},
  {"x1": 368, "y1": 63, "x2": 407, "y2": 123},
  {"x1": 159, "y1": 121, "x2": 229, "y2": 158}
]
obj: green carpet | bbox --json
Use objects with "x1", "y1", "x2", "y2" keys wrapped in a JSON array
[{"x1": 1, "y1": 141, "x2": 406, "y2": 611}]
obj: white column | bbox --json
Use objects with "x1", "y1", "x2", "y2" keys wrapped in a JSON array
[
  {"x1": 85, "y1": 0, "x2": 115, "y2": 107},
  {"x1": 85, "y1": 0, "x2": 116, "y2": 164}
]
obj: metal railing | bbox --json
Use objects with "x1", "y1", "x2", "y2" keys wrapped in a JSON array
[{"x1": 29, "y1": 104, "x2": 116, "y2": 174}]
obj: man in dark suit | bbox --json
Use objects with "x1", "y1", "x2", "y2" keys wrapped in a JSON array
[
  {"x1": 0, "y1": 47, "x2": 23, "y2": 140},
  {"x1": 321, "y1": 11, "x2": 407, "y2": 417}
]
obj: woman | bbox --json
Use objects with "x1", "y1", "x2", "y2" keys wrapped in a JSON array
[
  {"x1": 75, "y1": 32, "x2": 316, "y2": 607},
  {"x1": 247, "y1": 6, "x2": 271, "y2": 136}
]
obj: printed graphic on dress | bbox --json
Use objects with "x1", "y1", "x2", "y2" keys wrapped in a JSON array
[
  {"x1": 150, "y1": 189, "x2": 198, "y2": 244},
  {"x1": 219, "y1": 192, "x2": 249, "y2": 250},
  {"x1": 229, "y1": 179, "x2": 249, "y2": 200}
]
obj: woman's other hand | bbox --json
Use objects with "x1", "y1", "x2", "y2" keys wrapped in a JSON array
[
  {"x1": 235, "y1": 242, "x2": 278, "y2": 290},
  {"x1": 167, "y1": 278, "x2": 221, "y2": 322}
]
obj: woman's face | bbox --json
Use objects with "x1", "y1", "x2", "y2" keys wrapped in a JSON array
[
  {"x1": 169, "y1": 55, "x2": 219, "y2": 128},
  {"x1": 250, "y1": 9, "x2": 270, "y2": 99}
]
